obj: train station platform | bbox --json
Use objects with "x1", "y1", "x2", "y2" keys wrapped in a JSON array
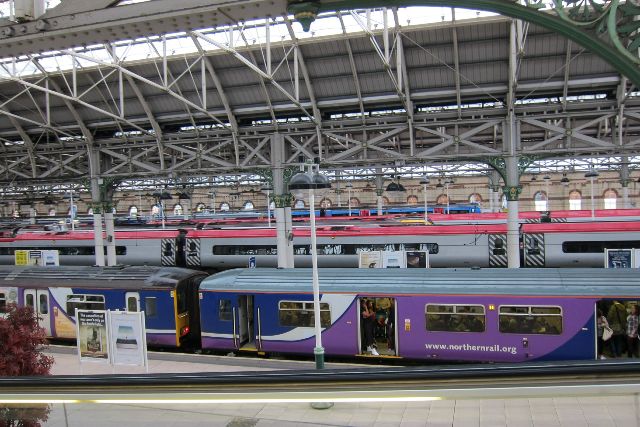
[{"x1": 8, "y1": 347, "x2": 640, "y2": 427}]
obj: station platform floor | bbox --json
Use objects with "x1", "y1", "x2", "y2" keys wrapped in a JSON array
[{"x1": 12, "y1": 346, "x2": 640, "y2": 426}]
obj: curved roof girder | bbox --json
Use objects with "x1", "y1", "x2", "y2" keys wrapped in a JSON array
[{"x1": 291, "y1": 0, "x2": 640, "y2": 87}]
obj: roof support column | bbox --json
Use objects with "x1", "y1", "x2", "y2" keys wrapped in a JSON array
[
  {"x1": 271, "y1": 133, "x2": 294, "y2": 268},
  {"x1": 501, "y1": 111, "x2": 523, "y2": 269},
  {"x1": 89, "y1": 147, "x2": 105, "y2": 267},
  {"x1": 488, "y1": 170, "x2": 501, "y2": 213},
  {"x1": 375, "y1": 170, "x2": 384, "y2": 216}
]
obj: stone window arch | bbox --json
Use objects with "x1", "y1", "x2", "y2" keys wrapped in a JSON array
[
  {"x1": 469, "y1": 193, "x2": 483, "y2": 204},
  {"x1": 320, "y1": 198, "x2": 332, "y2": 208},
  {"x1": 196, "y1": 203, "x2": 206, "y2": 212},
  {"x1": 220, "y1": 202, "x2": 230, "y2": 211},
  {"x1": 242, "y1": 201, "x2": 255, "y2": 210},
  {"x1": 173, "y1": 204, "x2": 183, "y2": 216},
  {"x1": 569, "y1": 190, "x2": 582, "y2": 210},
  {"x1": 129, "y1": 205, "x2": 138, "y2": 218},
  {"x1": 604, "y1": 189, "x2": 617, "y2": 209},
  {"x1": 348, "y1": 197, "x2": 360, "y2": 207},
  {"x1": 407, "y1": 195, "x2": 419, "y2": 205},
  {"x1": 534, "y1": 191, "x2": 548, "y2": 211},
  {"x1": 293, "y1": 199, "x2": 305, "y2": 209},
  {"x1": 436, "y1": 194, "x2": 449, "y2": 205}
]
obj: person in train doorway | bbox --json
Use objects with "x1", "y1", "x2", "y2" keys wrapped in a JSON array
[
  {"x1": 386, "y1": 300, "x2": 395, "y2": 352},
  {"x1": 361, "y1": 299, "x2": 378, "y2": 356},
  {"x1": 626, "y1": 305, "x2": 639, "y2": 358},
  {"x1": 596, "y1": 308, "x2": 611, "y2": 359},
  {"x1": 607, "y1": 300, "x2": 628, "y2": 357}
]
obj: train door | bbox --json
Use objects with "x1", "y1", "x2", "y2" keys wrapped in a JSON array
[
  {"x1": 161, "y1": 238, "x2": 177, "y2": 266},
  {"x1": 126, "y1": 292, "x2": 140, "y2": 312},
  {"x1": 488, "y1": 234, "x2": 508, "y2": 267},
  {"x1": 358, "y1": 297, "x2": 396, "y2": 356},
  {"x1": 24, "y1": 289, "x2": 51, "y2": 336},
  {"x1": 524, "y1": 233, "x2": 545, "y2": 267},
  {"x1": 185, "y1": 237, "x2": 201, "y2": 268},
  {"x1": 237, "y1": 295, "x2": 255, "y2": 349}
]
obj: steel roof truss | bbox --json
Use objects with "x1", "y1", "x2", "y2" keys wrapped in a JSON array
[
  {"x1": 285, "y1": 133, "x2": 316, "y2": 163},
  {"x1": 166, "y1": 141, "x2": 235, "y2": 168},
  {"x1": 38, "y1": 150, "x2": 85, "y2": 178},
  {"x1": 522, "y1": 116, "x2": 616, "y2": 151},
  {"x1": 326, "y1": 126, "x2": 407, "y2": 162},
  {"x1": 239, "y1": 136, "x2": 270, "y2": 167},
  {"x1": 100, "y1": 147, "x2": 161, "y2": 175}
]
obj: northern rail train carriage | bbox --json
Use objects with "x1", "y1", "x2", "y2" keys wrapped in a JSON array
[
  {"x1": 198, "y1": 268, "x2": 639, "y2": 362},
  {"x1": 2, "y1": 221, "x2": 640, "y2": 268},
  {"x1": 0, "y1": 266, "x2": 207, "y2": 347}
]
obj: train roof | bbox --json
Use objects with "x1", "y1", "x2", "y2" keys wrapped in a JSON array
[
  {"x1": 200, "y1": 268, "x2": 640, "y2": 297},
  {"x1": 0, "y1": 266, "x2": 206, "y2": 290}
]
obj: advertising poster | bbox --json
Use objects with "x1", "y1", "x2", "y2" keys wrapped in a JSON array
[
  {"x1": 109, "y1": 311, "x2": 147, "y2": 367},
  {"x1": 14, "y1": 250, "x2": 59, "y2": 266},
  {"x1": 605, "y1": 249, "x2": 633, "y2": 268},
  {"x1": 76, "y1": 310, "x2": 109, "y2": 362},
  {"x1": 406, "y1": 251, "x2": 429, "y2": 268},
  {"x1": 382, "y1": 251, "x2": 405, "y2": 268},
  {"x1": 359, "y1": 251, "x2": 381, "y2": 268}
]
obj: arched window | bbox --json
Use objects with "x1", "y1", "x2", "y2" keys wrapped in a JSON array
[
  {"x1": 129, "y1": 206, "x2": 138, "y2": 218},
  {"x1": 48, "y1": 208, "x2": 56, "y2": 216},
  {"x1": 112, "y1": 207, "x2": 117, "y2": 215},
  {"x1": 220, "y1": 202, "x2": 230, "y2": 211},
  {"x1": 196, "y1": 203, "x2": 206, "y2": 212},
  {"x1": 349, "y1": 197, "x2": 360, "y2": 207},
  {"x1": 569, "y1": 190, "x2": 582, "y2": 210},
  {"x1": 151, "y1": 205, "x2": 160, "y2": 216},
  {"x1": 436, "y1": 194, "x2": 449, "y2": 205},
  {"x1": 320, "y1": 198, "x2": 332, "y2": 208},
  {"x1": 242, "y1": 201, "x2": 254, "y2": 210},
  {"x1": 294, "y1": 199, "x2": 306, "y2": 209},
  {"x1": 407, "y1": 195, "x2": 419, "y2": 205},
  {"x1": 604, "y1": 189, "x2": 617, "y2": 209},
  {"x1": 173, "y1": 204, "x2": 183, "y2": 216},
  {"x1": 534, "y1": 191, "x2": 548, "y2": 211},
  {"x1": 381, "y1": 196, "x2": 390, "y2": 206},
  {"x1": 469, "y1": 193, "x2": 483, "y2": 205},
  {"x1": 87, "y1": 208, "x2": 93, "y2": 215}
]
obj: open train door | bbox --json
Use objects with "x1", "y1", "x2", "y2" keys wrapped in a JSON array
[
  {"x1": 358, "y1": 297, "x2": 397, "y2": 357},
  {"x1": 236, "y1": 295, "x2": 256, "y2": 351}
]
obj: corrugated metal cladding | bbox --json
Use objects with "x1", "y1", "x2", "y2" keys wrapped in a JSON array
[{"x1": 200, "y1": 268, "x2": 640, "y2": 296}]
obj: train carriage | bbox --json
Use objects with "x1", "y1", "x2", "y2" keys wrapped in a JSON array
[
  {"x1": 0, "y1": 265, "x2": 207, "y2": 348},
  {"x1": 198, "y1": 268, "x2": 640, "y2": 362}
]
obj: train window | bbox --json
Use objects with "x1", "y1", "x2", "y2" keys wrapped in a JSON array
[
  {"x1": 425, "y1": 304, "x2": 485, "y2": 333},
  {"x1": 26, "y1": 293, "x2": 34, "y2": 307},
  {"x1": 562, "y1": 240, "x2": 640, "y2": 253},
  {"x1": 175, "y1": 286, "x2": 188, "y2": 314},
  {"x1": 219, "y1": 299, "x2": 232, "y2": 321},
  {"x1": 0, "y1": 293, "x2": 6, "y2": 313},
  {"x1": 164, "y1": 242, "x2": 173, "y2": 256},
  {"x1": 127, "y1": 296, "x2": 138, "y2": 312},
  {"x1": 213, "y1": 245, "x2": 278, "y2": 255},
  {"x1": 39, "y1": 294, "x2": 48, "y2": 314},
  {"x1": 278, "y1": 300, "x2": 331, "y2": 328},
  {"x1": 66, "y1": 294, "x2": 105, "y2": 316},
  {"x1": 499, "y1": 305, "x2": 562, "y2": 335},
  {"x1": 145, "y1": 297, "x2": 157, "y2": 318}
]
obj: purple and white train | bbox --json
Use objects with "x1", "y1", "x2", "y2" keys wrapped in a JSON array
[{"x1": 1, "y1": 265, "x2": 636, "y2": 363}]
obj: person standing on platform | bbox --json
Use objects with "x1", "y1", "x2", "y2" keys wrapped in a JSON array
[{"x1": 627, "y1": 305, "x2": 639, "y2": 358}]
